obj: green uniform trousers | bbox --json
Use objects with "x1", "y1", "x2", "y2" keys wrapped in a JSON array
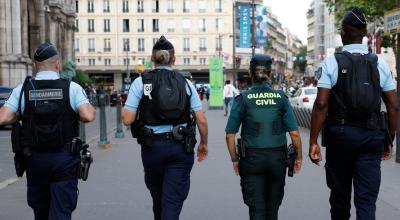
[{"x1": 239, "y1": 146, "x2": 287, "y2": 220}]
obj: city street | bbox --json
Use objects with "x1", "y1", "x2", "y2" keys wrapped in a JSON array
[{"x1": 0, "y1": 109, "x2": 400, "y2": 219}]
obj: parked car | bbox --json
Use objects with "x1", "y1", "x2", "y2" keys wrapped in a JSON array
[
  {"x1": 0, "y1": 86, "x2": 13, "y2": 129},
  {"x1": 0, "y1": 86, "x2": 12, "y2": 108},
  {"x1": 289, "y1": 86, "x2": 317, "y2": 109}
]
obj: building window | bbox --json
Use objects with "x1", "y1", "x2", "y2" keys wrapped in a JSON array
[
  {"x1": 89, "y1": 59, "x2": 96, "y2": 66},
  {"x1": 122, "y1": 0, "x2": 129, "y2": 12},
  {"x1": 88, "y1": 38, "x2": 95, "y2": 52},
  {"x1": 152, "y1": 0, "x2": 159, "y2": 13},
  {"x1": 88, "y1": 19, "x2": 95, "y2": 32},
  {"x1": 199, "y1": 38, "x2": 206, "y2": 51},
  {"x1": 199, "y1": 18, "x2": 206, "y2": 32},
  {"x1": 200, "y1": 58, "x2": 206, "y2": 65},
  {"x1": 104, "y1": 58, "x2": 111, "y2": 66},
  {"x1": 75, "y1": 38, "x2": 80, "y2": 52},
  {"x1": 137, "y1": 19, "x2": 144, "y2": 32},
  {"x1": 104, "y1": 38, "x2": 111, "y2": 52},
  {"x1": 183, "y1": 0, "x2": 190, "y2": 13},
  {"x1": 182, "y1": 19, "x2": 190, "y2": 32},
  {"x1": 152, "y1": 19, "x2": 159, "y2": 32},
  {"x1": 183, "y1": 38, "x2": 190, "y2": 52},
  {"x1": 167, "y1": 19, "x2": 175, "y2": 32},
  {"x1": 75, "y1": 0, "x2": 79, "y2": 13},
  {"x1": 215, "y1": 0, "x2": 222, "y2": 12},
  {"x1": 103, "y1": 0, "x2": 110, "y2": 12},
  {"x1": 216, "y1": 37, "x2": 222, "y2": 51},
  {"x1": 198, "y1": 0, "x2": 206, "y2": 13},
  {"x1": 138, "y1": 38, "x2": 145, "y2": 52},
  {"x1": 183, "y1": 58, "x2": 190, "y2": 65},
  {"x1": 75, "y1": 19, "x2": 79, "y2": 32},
  {"x1": 216, "y1": 18, "x2": 223, "y2": 32},
  {"x1": 123, "y1": 58, "x2": 130, "y2": 66},
  {"x1": 137, "y1": 0, "x2": 144, "y2": 13},
  {"x1": 104, "y1": 19, "x2": 110, "y2": 32},
  {"x1": 123, "y1": 19, "x2": 130, "y2": 32},
  {"x1": 167, "y1": 0, "x2": 174, "y2": 13},
  {"x1": 87, "y1": 0, "x2": 94, "y2": 13},
  {"x1": 123, "y1": 38, "x2": 130, "y2": 52}
]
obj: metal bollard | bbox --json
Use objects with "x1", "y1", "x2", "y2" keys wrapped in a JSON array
[
  {"x1": 98, "y1": 94, "x2": 111, "y2": 148},
  {"x1": 79, "y1": 121, "x2": 86, "y2": 144},
  {"x1": 115, "y1": 94, "x2": 125, "y2": 138}
]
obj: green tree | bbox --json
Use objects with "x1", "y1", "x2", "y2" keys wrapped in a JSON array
[
  {"x1": 293, "y1": 46, "x2": 307, "y2": 74},
  {"x1": 324, "y1": 0, "x2": 399, "y2": 57},
  {"x1": 73, "y1": 70, "x2": 93, "y2": 87}
]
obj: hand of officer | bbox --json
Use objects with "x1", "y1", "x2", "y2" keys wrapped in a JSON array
[
  {"x1": 233, "y1": 161, "x2": 239, "y2": 176},
  {"x1": 381, "y1": 145, "x2": 393, "y2": 161},
  {"x1": 294, "y1": 159, "x2": 302, "y2": 174},
  {"x1": 309, "y1": 143, "x2": 323, "y2": 166},
  {"x1": 197, "y1": 143, "x2": 208, "y2": 162}
]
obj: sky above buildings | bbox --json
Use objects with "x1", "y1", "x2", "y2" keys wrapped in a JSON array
[{"x1": 263, "y1": 0, "x2": 313, "y2": 44}]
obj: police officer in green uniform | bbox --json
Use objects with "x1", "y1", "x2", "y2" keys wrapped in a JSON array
[{"x1": 225, "y1": 54, "x2": 302, "y2": 220}]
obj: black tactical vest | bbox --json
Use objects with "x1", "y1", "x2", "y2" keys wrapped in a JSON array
[
  {"x1": 20, "y1": 79, "x2": 79, "y2": 151},
  {"x1": 139, "y1": 69, "x2": 191, "y2": 126},
  {"x1": 328, "y1": 52, "x2": 382, "y2": 129}
]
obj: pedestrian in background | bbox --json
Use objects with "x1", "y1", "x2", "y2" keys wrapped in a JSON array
[
  {"x1": 122, "y1": 36, "x2": 208, "y2": 220},
  {"x1": 223, "y1": 80, "x2": 237, "y2": 116},
  {"x1": 0, "y1": 42, "x2": 96, "y2": 220},
  {"x1": 225, "y1": 54, "x2": 302, "y2": 220},
  {"x1": 309, "y1": 8, "x2": 398, "y2": 220}
]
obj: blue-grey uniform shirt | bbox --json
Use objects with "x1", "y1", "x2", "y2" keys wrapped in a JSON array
[
  {"x1": 4, "y1": 71, "x2": 89, "y2": 113},
  {"x1": 317, "y1": 44, "x2": 395, "y2": 91},
  {"x1": 124, "y1": 66, "x2": 202, "y2": 134}
]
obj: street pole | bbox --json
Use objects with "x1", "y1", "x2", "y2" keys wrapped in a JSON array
[
  {"x1": 98, "y1": 93, "x2": 111, "y2": 148},
  {"x1": 232, "y1": 0, "x2": 237, "y2": 84},
  {"x1": 396, "y1": 31, "x2": 400, "y2": 163},
  {"x1": 251, "y1": 0, "x2": 256, "y2": 57},
  {"x1": 115, "y1": 94, "x2": 125, "y2": 138}
]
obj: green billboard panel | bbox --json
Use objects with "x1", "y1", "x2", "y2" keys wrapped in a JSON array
[{"x1": 209, "y1": 57, "x2": 223, "y2": 108}]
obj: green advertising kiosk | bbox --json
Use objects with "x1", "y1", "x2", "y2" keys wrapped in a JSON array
[{"x1": 209, "y1": 57, "x2": 223, "y2": 109}]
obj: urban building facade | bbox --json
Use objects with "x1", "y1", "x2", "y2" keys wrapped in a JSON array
[
  {"x1": 0, "y1": 0, "x2": 76, "y2": 87},
  {"x1": 75, "y1": 0, "x2": 256, "y2": 90}
]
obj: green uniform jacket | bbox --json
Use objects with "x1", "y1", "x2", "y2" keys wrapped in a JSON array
[{"x1": 225, "y1": 83, "x2": 298, "y2": 148}]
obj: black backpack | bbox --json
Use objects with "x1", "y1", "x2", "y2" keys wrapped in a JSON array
[
  {"x1": 333, "y1": 51, "x2": 381, "y2": 120},
  {"x1": 139, "y1": 69, "x2": 191, "y2": 125}
]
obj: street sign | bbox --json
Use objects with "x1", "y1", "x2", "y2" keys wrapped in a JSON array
[
  {"x1": 384, "y1": 8, "x2": 400, "y2": 34},
  {"x1": 209, "y1": 57, "x2": 223, "y2": 108}
]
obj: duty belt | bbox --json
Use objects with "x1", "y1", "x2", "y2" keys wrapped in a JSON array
[{"x1": 146, "y1": 132, "x2": 173, "y2": 141}]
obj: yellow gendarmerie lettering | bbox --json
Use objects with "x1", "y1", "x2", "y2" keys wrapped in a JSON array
[{"x1": 255, "y1": 99, "x2": 276, "y2": 105}]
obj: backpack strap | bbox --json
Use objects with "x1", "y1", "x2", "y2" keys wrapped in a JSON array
[{"x1": 16, "y1": 76, "x2": 32, "y2": 118}]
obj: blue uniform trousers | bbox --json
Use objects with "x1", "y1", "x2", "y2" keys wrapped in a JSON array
[
  {"x1": 141, "y1": 140, "x2": 194, "y2": 220},
  {"x1": 25, "y1": 150, "x2": 80, "y2": 220},
  {"x1": 324, "y1": 125, "x2": 384, "y2": 220}
]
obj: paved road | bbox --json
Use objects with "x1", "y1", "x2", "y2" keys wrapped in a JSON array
[
  {"x1": 0, "y1": 106, "x2": 117, "y2": 183},
  {"x1": 0, "y1": 109, "x2": 399, "y2": 219}
]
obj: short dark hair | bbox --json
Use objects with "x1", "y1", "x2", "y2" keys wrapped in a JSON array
[
  {"x1": 341, "y1": 24, "x2": 367, "y2": 43},
  {"x1": 226, "y1": 80, "x2": 231, "y2": 84}
]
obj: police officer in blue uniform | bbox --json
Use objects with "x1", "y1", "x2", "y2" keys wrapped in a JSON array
[
  {"x1": 225, "y1": 55, "x2": 302, "y2": 220},
  {"x1": 122, "y1": 36, "x2": 209, "y2": 220},
  {"x1": 0, "y1": 42, "x2": 96, "y2": 220},
  {"x1": 309, "y1": 8, "x2": 398, "y2": 220}
]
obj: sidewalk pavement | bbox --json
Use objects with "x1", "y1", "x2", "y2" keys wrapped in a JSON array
[{"x1": 0, "y1": 109, "x2": 399, "y2": 219}]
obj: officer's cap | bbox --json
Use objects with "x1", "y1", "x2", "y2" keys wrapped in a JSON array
[
  {"x1": 250, "y1": 55, "x2": 272, "y2": 71},
  {"x1": 342, "y1": 7, "x2": 367, "y2": 30},
  {"x1": 34, "y1": 42, "x2": 59, "y2": 62},
  {"x1": 153, "y1": 36, "x2": 174, "y2": 51}
]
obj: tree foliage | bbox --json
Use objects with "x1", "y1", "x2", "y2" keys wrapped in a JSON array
[
  {"x1": 324, "y1": 0, "x2": 397, "y2": 24},
  {"x1": 73, "y1": 70, "x2": 93, "y2": 87},
  {"x1": 293, "y1": 46, "x2": 307, "y2": 74}
]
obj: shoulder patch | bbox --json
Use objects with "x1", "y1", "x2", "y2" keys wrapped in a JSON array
[{"x1": 315, "y1": 67, "x2": 322, "y2": 80}]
